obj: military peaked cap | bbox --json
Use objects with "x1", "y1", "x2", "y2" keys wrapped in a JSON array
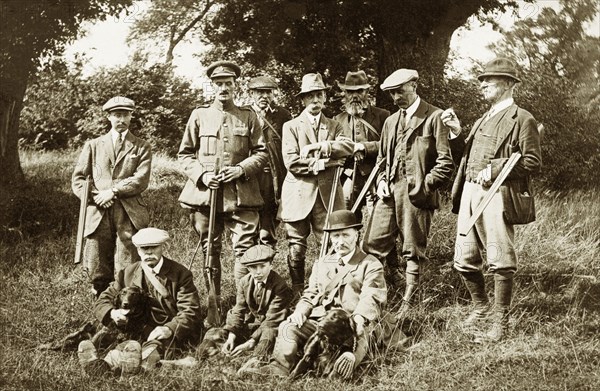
[{"x1": 206, "y1": 60, "x2": 241, "y2": 79}]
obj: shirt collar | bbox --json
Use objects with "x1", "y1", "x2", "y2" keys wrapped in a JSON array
[
  {"x1": 340, "y1": 248, "x2": 356, "y2": 265},
  {"x1": 252, "y1": 103, "x2": 273, "y2": 114},
  {"x1": 405, "y1": 96, "x2": 421, "y2": 120},
  {"x1": 110, "y1": 129, "x2": 128, "y2": 145},
  {"x1": 152, "y1": 257, "x2": 164, "y2": 274},
  {"x1": 489, "y1": 97, "x2": 514, "y2": 117},
  {"x1": 304, "y1": 109, "x2": 321, "y2": 126}
]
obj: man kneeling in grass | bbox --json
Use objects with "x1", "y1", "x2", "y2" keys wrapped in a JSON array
[{"x1": 77, "y1": 227, "x2": 203, "y2": 376}]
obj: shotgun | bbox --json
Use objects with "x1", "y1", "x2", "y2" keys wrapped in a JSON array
[
  {"x1": 351, "y1": 158, "x2": 384, "y2": 214},
  {"x1": 74, "y1": 176, "x2": 91, "y2": 264},
  {"x1": 205, "y1": 158, "x2": 222, "y2": 327},
  {"x1": 320, "y1": 166, "x2": 343, "y2": 260}
]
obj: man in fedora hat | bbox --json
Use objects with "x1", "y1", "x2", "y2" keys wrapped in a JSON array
[
  {"x1": 442, "y1": 57, "x2": 541, "y2": 342},
  {"x1": 72, "y1": 96, "x2": 152, "y2": 297},
  {"x1": 277, "y1": 72, "x2": 354, "y2": 297},
  {"x1": 78, "y1": 228, "x2": 202, "y2": 375},
  {"x1": 245, "y1": 76, "x2": 293, "y2": 249},
  {"x1": 256, "y1": 210, "x2": 387, "y2": 379},
  {"x1": 362, "y1": 68, "x2": 454, "y2": 320},
  {"x1": 178, "y1": 61, "x2": 268, "y2": 311}
]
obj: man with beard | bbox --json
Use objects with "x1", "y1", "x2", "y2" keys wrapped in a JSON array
[
  {"x1": 442, "y1": 57, "x2": 541, "y2": 342},
  {"x1": 362, "y1": 69, "x2": 454, "y2": 320},
  {"x1": 78, "y1": 228, "x2": 202, "y2": 376},
  {"x1": 278, "y1": 73, "x2": 353, "y2": 297},
  {"x1": 178, "y1": 61, "x2": 268, "y2": 324},
  {"x1": 246, "y1": 76, "x2": 293, "y2": 249},
  {"x1": 72, "y1": 96, "x2": 152, "y2": 297}
]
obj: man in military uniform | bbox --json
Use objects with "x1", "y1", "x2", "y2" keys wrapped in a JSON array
[
  {"x1": 178, "y1": 61, "x2": 268, "y2": 310},
  {"x1": 362, "y1": 69, "x2": 454, "y2": 320},
  {"x1": 72, "y1": 96, "x2": 152, "y2": 296},
  {"x1": 278, "y1": 73, "x2": 353, "y2": 296},
  {"x1": 246, "y1": 76, "x2": 292, "y2": 249}
]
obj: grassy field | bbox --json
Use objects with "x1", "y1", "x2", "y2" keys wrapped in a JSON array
[{"x1": 1, "y1": 150, "x2": 599, "y2": 391}]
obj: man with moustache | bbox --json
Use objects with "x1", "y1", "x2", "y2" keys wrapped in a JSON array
[
  {"x1": 442, "y1": 57, "x2": 541, "y2": 342},
  {"x1": 72, "y1": 96, "x2": 152, "y2": 297},
  {"x1": 278, "y1": 73, "x2": 353, "y2": 297},
  {"x1": 78, "y1": 228, "x2": 203, "y2": 375},
  {"x1": 178, "y1": 61, "x2": 268, "y2": 321},
  {"x1": 246, "y1": 76, "x2": 293, "y2": 249},
  {"x1": 362, "y1": 69, "x2": 454, "y2": 320}
]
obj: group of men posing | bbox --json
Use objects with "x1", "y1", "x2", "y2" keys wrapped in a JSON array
[{"x1": 71, "y1": 56, "x2": 542, "y2": 379}]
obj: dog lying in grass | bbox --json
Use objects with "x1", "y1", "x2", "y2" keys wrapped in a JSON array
[
  {"x1": 38, "y1": 287, "x2": 150, "y2": 351},
  {"x1": 290, "y1": 308, "x2": 358, "y2": 379}
]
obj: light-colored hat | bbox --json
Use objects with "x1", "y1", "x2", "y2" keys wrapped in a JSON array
[
  {"x1": 102, "y1": 96, "x2": 135, "y2": 112},
  {"x1": 296, "y1": 73, "x2": 330, "y2": 96},
  {"x1": 240, "y1": 244, "x2": 276, "y2": 266},
  {"x1": 338, "y1": 70, "x2": 371, "y2": 90},
  {"x1": 206, "y1": 60, "x2": 241, "y2": 79},
  {"x1": 380, "y1": 69, "x2": 419, "y2": 91},
  {"x1": 478, "y1": 57, "x2": 521, "y2": 83},
  {"x1": 248, "y1": 76, "x2": 278, "y2": 90},
  {"x1": 323, "y1": 210, "x2": 363, "y2": 231},
  {"x1": 132, "y1": 228, "x2": 170, "y2": 247}
]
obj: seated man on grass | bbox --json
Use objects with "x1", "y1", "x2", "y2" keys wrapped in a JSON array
[{"x1": 77, "y1": 227, "x2": 203, "y2": 376}]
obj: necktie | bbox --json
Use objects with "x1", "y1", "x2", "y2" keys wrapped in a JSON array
[
  {"x1": 254, "y1": 281, "x2": 265, "y2": 303},
  {"x1": 114, "y1": 133, "x2": 124, "y2": 158},
  {"x1": 335, "y1": 258, "x2": 345, "y2": 274},
  {"x1": 399, "y1": 109, "x2": 407, "y2": 130},
  {"x1": 313, "y1": 118, "x2": 319, "y2": 139}
]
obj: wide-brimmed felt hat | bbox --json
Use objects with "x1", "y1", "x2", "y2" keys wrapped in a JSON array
[
  {"x1": 103, "y1": 96, "x2": 135, "y2": 112},
  {"x1": 206, "y1": 60, "x2": 241, "y2": 79},
  {"x1": 240, "y1": 244, "x2": 276, "y2": 266},
  {"x1": 380, "y1": 69, "x2": 419, "y2": 91},
  {"x1": 478, "y1": 57, "x2": 521, "y2": 83},
  {"x1": 338, "y1": 70, "x2": 371, "y2": 90},
  {"x1": 248, "y1": 76, "x2": 278, "y2": 90},
  {"x1": 323, "y1": 210, "x2": 363, "y2": 231},
  {"x1": 296, "y1": 73, "x2": 330, "y2": 97},
  {"x1": 132, "y1": 228, "x2": 170, "y2": 247}
]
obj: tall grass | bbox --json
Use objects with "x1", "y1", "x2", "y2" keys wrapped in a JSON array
[{"x1": 1, "y1": 150, "x2": 598, "y2": 391}]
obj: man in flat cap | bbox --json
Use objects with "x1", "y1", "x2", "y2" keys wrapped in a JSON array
[
  {"x1": 278, "y1": 73, "x2": 353, "y2": 297},
  {"x1": 245, "y1": 76, "x2": 293, "y2": 249},
  {"x1": 256, "y1": 210, "x2": 389, "y2": 379},
  {"x1": 178, "y1": 61, "x2": 268, "y2": 321},
  {"x1": 442, "y1": 57, "x2": 541, "y2": 342},
  {"x1": 78, "y1": 228, "x2": 203, "y2": 375},
  {"x1": 362, "y1": 69, "x2": 454, "y2": 320},
  {"x1": 72, "y1": 96, "x2": 152, "y2": 297}
]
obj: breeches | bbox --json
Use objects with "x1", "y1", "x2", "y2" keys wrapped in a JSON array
[
  {"x1": 84, "y1": 202, "x2": 139, "y2": 293},
  {"x1": 284, "y1": 195, "x2": 327, "y2": 261},
  {"x1": 362, "y1": 178, "x2": 432, "y2": 264},
  {"x1": 453, "y1": 181, "x2": 517, "y2": 274},
  {"x1": 258, "y1": 171, "x2": 279, "y2": 248}
]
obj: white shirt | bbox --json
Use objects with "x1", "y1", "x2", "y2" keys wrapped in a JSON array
[
  {"x1": 339, "y1": 248, "x2": 356, "y2": 265},
  {"x1": 305, "y1": 110, "x2": 322, "y2": 128},
  {"x1": 404, "y1": 96, "x2": 421, "y2": 123},
  {"x1": 151, "y1": 257, "x2": 164, "y2": 274},
  {"x1": 110, "y1": 129, "x2": 128, "y2": 149},
  {"x1": 487, "y1": 97, "x2": 514, "y2": 120}
]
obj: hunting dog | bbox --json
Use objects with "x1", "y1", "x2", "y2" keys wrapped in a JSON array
[{"x1": 290, "y1": 308, "x2": 358, "y2": 379}]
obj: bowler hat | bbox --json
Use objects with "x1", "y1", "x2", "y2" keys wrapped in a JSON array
[
  {"x1": 248, "y1": 76, "x2": 278, "y2": 90},
  {"x1": 132, "y1": 228, "x2": 170, "y2": 247},
  {"x1": 240, "y1": 244, "x2": 276, "y2": 266},
  {"x1": 323, "y1": 210, "x2": 363, "y2": 231},
  {"x1": 296, "y1": 73, "x2": 330, "y2": 97},
  {"x1": 103, "y1": 96, "x2": 135, "y2": 112},
  {"x1": 206, "y1": 60, "x2": 241, "y2": 79},
  {"x1": 338, "y1": 70, "x2": 371, "y2": 90},
  {"x1": 380, "y1": 69, "x2": 419, "y2": 91},
  {"x1": 478, "y1": 57, "x2": 521, "y2": 83}
]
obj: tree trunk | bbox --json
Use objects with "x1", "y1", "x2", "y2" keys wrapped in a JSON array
[{"x1": 0, "y1": 78, "x2": 27, "y2": 186}]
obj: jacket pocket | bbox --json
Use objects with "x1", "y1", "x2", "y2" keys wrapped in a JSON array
[
  {"x1": 199, "y1": 136, "x2": 218, "y2": 156},
  {"x1": 232, "y1": 125, "x2": 249, "y2": 152},
  {"x1": 501, "y1": 181, "x2": 536, "y2": 224}
]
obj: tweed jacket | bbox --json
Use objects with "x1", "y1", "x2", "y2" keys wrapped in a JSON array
[
  {"x1": 295, "y1": 247, "x2": 387, "y2": 323},
  {"x1": 278, "y1": 111, "x2": 354, "y2": 222},
  {"x1": 224, "y1": 270, "x2": 292, "y2": 343},
  {"x1": 94, "y1": 258, "x2": 202, "y2": 343},
  {"x1": 178, "y1": 100, "x2": 268, "y2": 212},
  {"x1": 334, "y1": 105, "x2": 390, "y2": 176},
  {"x1": 378, "y1": 99, "x2": 454, "y2": 210},
  {"x1": 72, "y1": 131, "x2": 152, "y2": 236},
  {"x1": 450, "y1": 104, "x2": 542, "y2": 218}
]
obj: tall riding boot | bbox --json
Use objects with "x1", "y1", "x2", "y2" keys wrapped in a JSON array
[
  {"x1": 477, "y1": 272, "x2": 513, "y2": 343},
  {"x1": 287, "y1": 255, "x2": 305, "y2": 304},
  {"x1": 385, "y1": 245, "x2": 405, "y2": 291},
  {"x1": 203, "y1": 264, "x2": 222, "y2": 329},
  {"x1": 460, "y1": 271, "x2": 490, "y2": 330},
  {"x1": 395, "y1": 268, "x2": 419, "y2": 321}
]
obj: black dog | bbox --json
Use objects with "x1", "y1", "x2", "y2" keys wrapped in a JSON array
[{"x1": 290, "y1": 309, "x2": 358, "y2": 379}]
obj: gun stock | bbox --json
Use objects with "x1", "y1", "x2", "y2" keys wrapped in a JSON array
[
  {"x1": 74, "y1": 176, "x2": 91, "y2": 264},
  {"x1": 351, "y1": 158, "x2": 383, "y2": 214}
]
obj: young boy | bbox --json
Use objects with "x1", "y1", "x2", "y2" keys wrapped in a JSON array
[{"x1": 221, "y1": 244, "x2": 292, "y2": 363}]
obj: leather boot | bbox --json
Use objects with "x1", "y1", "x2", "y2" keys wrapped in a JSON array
[
  {"x1": 203, "y1": 265, "x2": 222, "y2": 329},
  {"x1": 385, "y1": 246, "x2": 404, "y2": 292},
  {"x1": 476, "y1": 273, "x2": 513, "y2": 343},
  {"x1": 460, "y1": 271, "x2": 490, "y2": 330},
  {"x1": 395, "y1": 272, "x2": 419, "y2": 320},
  {"x1": 287, "y1": 253, "x2": 305, "y2": 305}
]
